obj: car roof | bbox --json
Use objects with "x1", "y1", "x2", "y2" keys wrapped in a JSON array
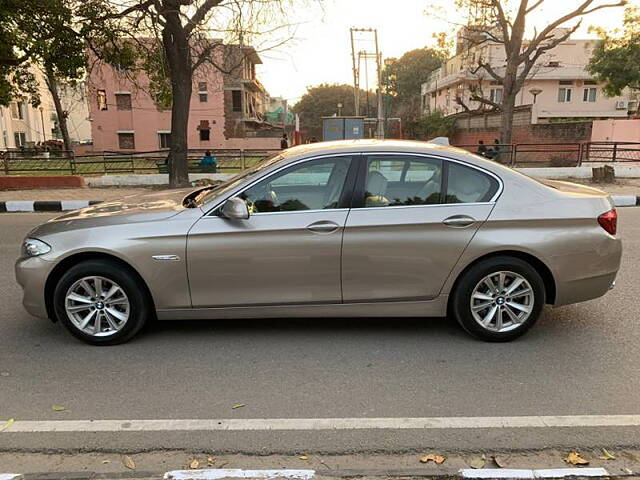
[{"x1": 279, "y1": 139, "x2": 504, "y2": 171}]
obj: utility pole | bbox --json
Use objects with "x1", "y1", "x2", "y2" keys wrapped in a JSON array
[
  {"x1": 374, "y1": 29, "x2": 384, "y2": 139},
  {"x1": 350, "y1": 27, "x2": 384, "y2": 138},
  {"x1": 349, "y1": 28, "x2": 360, "y2": 117}
]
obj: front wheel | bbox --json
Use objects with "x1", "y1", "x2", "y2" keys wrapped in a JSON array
[
  {"x1": 451, "y1": 256, "x2": 546, "y2": 342},
  {"x1": 53, "y1": 260, "x2": 151, "y2": 345}
]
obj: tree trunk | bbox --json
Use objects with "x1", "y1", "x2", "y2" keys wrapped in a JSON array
[
  {"x1": 162, "y1": 7, "x2": 193, "y2": 188},
  {"x1": 499, "y1": 91, "x2": 516, "y2": 146},
  {"x1": 44, "y1": 68, "x2": 72, "y2": 154}
]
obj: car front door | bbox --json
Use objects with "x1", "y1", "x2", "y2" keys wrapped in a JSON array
[
  {"x1": 187, "y1": 155, "x2": 357, "y2": 308},
  {"x1": 341, "y1": 153, "x2": 500, "y2": 303}
]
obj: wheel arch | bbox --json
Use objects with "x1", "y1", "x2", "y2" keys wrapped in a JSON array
[
  {"x1": 44, "y1": 251, "x2": 156, "y2": 322},
  {"x1": 448, "y1": 250, "x2": 557, "y2": 310}
]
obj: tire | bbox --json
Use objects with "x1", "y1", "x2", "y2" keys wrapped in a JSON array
[
  {"x1": 53, "y1": 259, "x2": 151, "y2": 345},
  {"x1": 451, "y1": 256, "x2": 546, "y2": 342}
]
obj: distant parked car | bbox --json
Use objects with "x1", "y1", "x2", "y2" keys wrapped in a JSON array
[{"x1": 15, "y1": 139, "x2": 621, "y2": 345}]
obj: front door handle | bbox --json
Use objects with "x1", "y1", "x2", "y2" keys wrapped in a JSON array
[
  {"x1": 307, "y1": 220, "x2": 340, "y2": 234},
  {"x1": 443, "y1": 215, "x2": 476, "y2": 228}
]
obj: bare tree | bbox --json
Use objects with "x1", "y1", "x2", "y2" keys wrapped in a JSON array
[
  {"x1": 454, "y1": 0, "x2": 627, "y2": 144},
  {"x1": 98, "y1": 0, "x2": 298, "y2": 187}
]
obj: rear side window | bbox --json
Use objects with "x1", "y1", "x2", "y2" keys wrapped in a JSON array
[{"x1": 446, "y1": 162, "x2": 499, "y2": 203}]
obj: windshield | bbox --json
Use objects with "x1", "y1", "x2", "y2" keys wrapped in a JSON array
[{"x1": 196, "y1": 152, "x2": 286, "y2": 206}]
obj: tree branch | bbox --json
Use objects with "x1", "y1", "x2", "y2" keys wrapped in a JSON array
[{"x1": 186, "y1": 0, "x2": 225, "y2": 35}]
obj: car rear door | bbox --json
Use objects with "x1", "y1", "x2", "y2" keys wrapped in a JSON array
[
  {"x1": 187, "y1": 155, "x2": 358, "y2": 308},
  {"x1": 341, "y1": 153, "x2": 500, "y2": 303}
]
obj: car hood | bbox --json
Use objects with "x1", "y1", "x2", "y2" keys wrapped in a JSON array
[{"x1": 30, "y1": 188, "x2": 195, "y2": 236}]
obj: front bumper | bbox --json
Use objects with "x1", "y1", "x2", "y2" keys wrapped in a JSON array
[{"x1": 15, "y1": 255, "x2": 55, "y2": 319}]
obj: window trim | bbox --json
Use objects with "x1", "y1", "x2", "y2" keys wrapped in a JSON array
[
  {"x1": 352, "y1": 152, "x2": 503, "y2": 211},
  {"x1": 204, "y1": 153, "x2": 360, "y2": 216}
]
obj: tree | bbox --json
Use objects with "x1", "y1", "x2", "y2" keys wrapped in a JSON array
[
  {"x1": 454, "y1": 0, "x2": 627, "y2": 144},
  {"x1": 293, "y1": 84, "x2": 369, "y2": 140},
  {"x1": 413, "y1": 110, "x2": 456, "y2": 140},
  {"x1": 383, "y1": 48, "x2": 446, "y2": 108},
  {"x1": 97, "y1": 0, "x2": 297, "y2": 188},
  {"x1": 588, "y1": 6, "x2": 640, "y2": 96}
]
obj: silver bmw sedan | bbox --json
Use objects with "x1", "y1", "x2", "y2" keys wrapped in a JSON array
[{"x1": 15, "y1": 140, "x2": 621, "y2": 345}]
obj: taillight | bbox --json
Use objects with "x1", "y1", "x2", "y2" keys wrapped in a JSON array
[{"x1": 598, "y1": 209, "x2": 617, "y2": 235}]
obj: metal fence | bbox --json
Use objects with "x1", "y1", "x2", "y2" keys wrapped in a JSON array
[
  {"x1": 0, "y1": 149, "x2": 281, "y2": 176},
  {"x1": 1, "y1": 142, "x2": 639, "y2": 175},
  {"x1": 454, "y1": 141, "x2": 640, "y2": 167}
]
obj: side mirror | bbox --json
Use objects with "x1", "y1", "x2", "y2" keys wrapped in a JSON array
[{"x1": 220, "y1": 197, "x2": 250, "y2": 220}]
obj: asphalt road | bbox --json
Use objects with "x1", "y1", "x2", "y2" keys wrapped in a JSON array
[{"x1": 1, "y1": 210, "x2": 640, "y2": 454}]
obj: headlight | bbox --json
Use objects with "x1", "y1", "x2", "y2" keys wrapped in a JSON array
[{"x1": 22, "y1": 238, "x2": 51, "y2": 257}]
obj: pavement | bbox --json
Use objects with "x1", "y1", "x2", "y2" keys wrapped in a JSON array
[{"x1": 1, "y1": 210, "x2": 640, "y2": 478}]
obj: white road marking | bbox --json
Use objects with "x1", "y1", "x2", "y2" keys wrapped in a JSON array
[
  {"x1": 0, "y1": 475, "x2": 23, "y2": 480},
  {"x1": 164, "y1": 469, "x2": 315, "y2": 480},
  {"x1": 5, "y1": 415, "x2": 640, "y2": 433},
  {"x1": 460, "y1": 468, "x2": 609, "y2": 479}
]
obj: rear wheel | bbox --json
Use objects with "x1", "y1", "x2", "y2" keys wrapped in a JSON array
[
  {"x1": 53, "y1": 260, "x2": 150, "y2": 345},
  {"x1": 451, "y1": 256, "x2": 546, "y2": 341}
]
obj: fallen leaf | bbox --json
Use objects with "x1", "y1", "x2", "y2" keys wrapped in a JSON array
[
  {"x1": 1, "y1": 418, "x2": 14, "y2": 432},
  {"x1": 623, "y1": 468, "x2": 633, "y2": 475},
  {"x1": 122, "y1": 455, "x2": 136, "y2": 470},
  {"x1": 492, "y1": 456, "x2": 508, "y2": 468},
  {"x1": 565, "y1": 452, "x2": 589, "y2": 466},
  {"x1": 420, "y1": 454, "x2": 446, "y2": 464},
  {"x1": 469, "y1": 455, "x2": 486, "y2": 469},
  {"x1": 52, "y1": 405, "x2": 66, "y2": 412},
  {"x1": 207, "y1": 456, "x2": 215, "y2": 464},
  {"x1": 232, "y1": 403, "x2": 245, "y2": 409},
  {"x1": 189, "y1": 459, "x2": 200, "y2": 469},
  {"x1": 599, "y1": 448, "x2": 616, "y2": 460},
  {"x1": 102, "y1": 460, "x2": 110, "y2": 464},
  {"x1": 299, "y1": 455, "x2": 309, "y2": 461}
]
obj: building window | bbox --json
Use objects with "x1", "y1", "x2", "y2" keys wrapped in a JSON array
[
  {"x1": 199, "y1": 93, "x2": 208, "y2": 103},
  {"x1": 159, "y1": 132, "x2": 171, "y2": 149},
  {"x1": 97, "y1": 90, "x2": 108, "y2": 110},
  {"x1": 583, "y1": 87, "x2": 597, "y2": 102},
  {"x1": 14, "y1": 132, "x2": 26, "y2": 147},
  {"x1": 558, "y1": 88, "x2": 572, "y2": 103},
  {"x1": 198, "y1": 82, "x2": 207, "y2": 91},
  {"x1": 489, "y1": 88, "x2": 503, "y2": 104},
  {"x1": 115, "y1": 93, "x2": 132, "y2": 111},
  {"x1": 559, "y1": 80, "x2": 573, "y2": 86},
  {"x1": 118, "y1": 132, "x2": 135, "y2": 149},
  {"x1": 199, "y1": 127, "x2": 210, "y2": 141},
  {"x1": 231, "y1": 90, "x2": 242, "y2": 112},
  {"x1": 10, "y1": 101, "x2": 24, "y2": 119}
]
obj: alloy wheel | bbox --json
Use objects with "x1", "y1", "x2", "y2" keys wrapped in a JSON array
[
  {"x1": 64, "y1": 276, "x2": 130, "y2": 337},
  {"x1": 470, "y1": 270, "x2": 534, "y2": 333}
]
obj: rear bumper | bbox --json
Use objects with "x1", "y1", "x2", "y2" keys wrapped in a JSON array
[{"x1": 551, "y1": 236, "x2": 621, "y2": 306}]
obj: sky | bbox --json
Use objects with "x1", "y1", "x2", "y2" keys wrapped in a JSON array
[{"x1": 254, "y1": 0, "x2": 636, "y2": 106}]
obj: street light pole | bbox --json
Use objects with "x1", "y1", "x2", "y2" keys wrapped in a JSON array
[{"x1": 39, "y1": 106, "x2": 46, "y2": 142}]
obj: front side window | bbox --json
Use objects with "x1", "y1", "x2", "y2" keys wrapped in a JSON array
[
  {"x1": 446, "y1": 162, "x2": 498, "y2": 203},
  {"x1": 363, "y1": 156, "x2": 442, "y2": 207},
  {"x1": 240, "y1": 157, "x2": 352, "y2": 214}
]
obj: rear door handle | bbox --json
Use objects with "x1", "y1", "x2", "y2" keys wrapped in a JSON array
[
  {"x1": 307, "y1": 220, "x2": 340, "y2": 234},
  {"x1": 443, "y1": 215, "x2": 476, "y2": 228}
]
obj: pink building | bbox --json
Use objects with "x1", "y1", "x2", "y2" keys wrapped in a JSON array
[
  {"x1": 421, "y1": 29, "x2": 638, "y2": 124},
  {"x1": 87, "y1": 45, "x2": 281, "y2": 152}
]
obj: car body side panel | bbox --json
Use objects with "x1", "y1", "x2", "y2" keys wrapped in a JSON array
[
  {"x1": 18, "y1": 210, "x2": 199, "y2": 314},
  {"x1": 441, "y1": 180, "x2": 621, "y2": 306},
  {"x1": 342, "y1": 203, "x2": 494, "y2": 302}
]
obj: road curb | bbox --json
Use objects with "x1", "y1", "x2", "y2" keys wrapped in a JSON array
[
  {"x1": 2, "y1": 467, "x2": 632, "y2": 480},
  {"x1": 0, "y1": 200, "x2": 102, "y2": 212},
  {"x1": 0, "y1": 196, "x2": 639, "y2": 213}
]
